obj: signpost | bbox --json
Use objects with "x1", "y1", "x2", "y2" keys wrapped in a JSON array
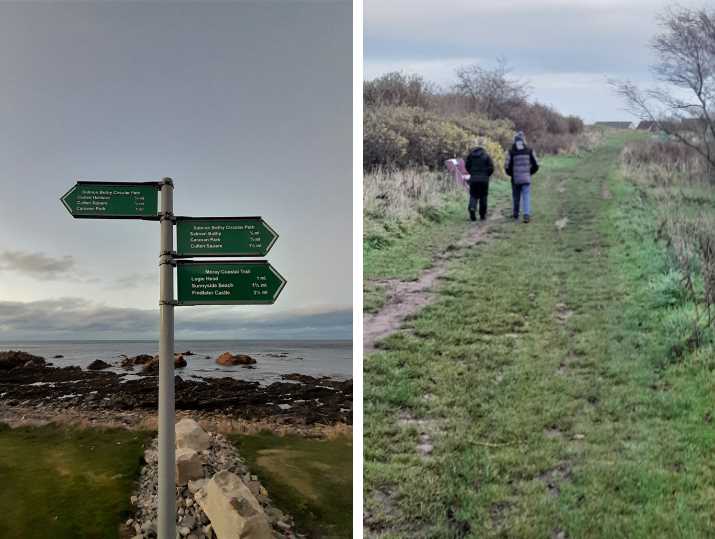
[
  {"x1": 61, "y1": 181, "x2": 159, "y2": 219},
  {"x1": 61, "y1": 179, "x2": 285, "y2": 539},
  {"x1": 175, "y1": 217, "x2": 278, "y2": 257},
  {"x1": 177, "y1": 260, "x2": 286, "y2": 305}
]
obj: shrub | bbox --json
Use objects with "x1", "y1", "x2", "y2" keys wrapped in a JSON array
[
  {"x1": 472, "y1": 136, "x2": 507, "y2": 179},
  {"x1": 364, "y1": 72, "x2": 433, "y2": 108},
  {"x1": 363, "y1": 106, "x2": 475, "y2": 170},
  {"x1": 364, "y1": 107, "x2": 409, "y2": 169},
  {"x1": 450, "y1": 113, "x2": 515, "y2": 150}
]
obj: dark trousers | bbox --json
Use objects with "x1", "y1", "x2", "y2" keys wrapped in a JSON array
[{"x1": 468, "y1": 181, "x2": 489, "y2": 218}]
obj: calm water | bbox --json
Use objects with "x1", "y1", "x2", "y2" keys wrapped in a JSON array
[{"x1": 0, "y1": 340, "x2": 352, "y2": 385}]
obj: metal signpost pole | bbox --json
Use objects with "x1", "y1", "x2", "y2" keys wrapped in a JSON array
[
  {"x1": 158, "y1": 178, "x2": 176, "y2": 539},
  {"x1": 61, "y1": 177, "x2": 285, "y2": 538}
]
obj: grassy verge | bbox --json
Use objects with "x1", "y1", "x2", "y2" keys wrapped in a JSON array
[
  {"x1": 364, "y1": 182, "x2": 511, "y2": 313},
  {"x1": 364, "y1": 131, "x2": 715, "y2": 537},
  {"x1": 232, "y1": 432, "x2": 352, "y2": 538},
  {"x1": 0, "y1": 424, "x2": 149, "y2": 539}
]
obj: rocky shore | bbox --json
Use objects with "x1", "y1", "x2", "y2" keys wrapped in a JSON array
[{"x1": 0, "y1": 351, "x2": 352, "y2": 428}]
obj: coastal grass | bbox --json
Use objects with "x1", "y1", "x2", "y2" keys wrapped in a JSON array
[
  {"x1": 364, "y1": 178, "x2": 511, "y2": 313},
  {"x1": 364, "y1": 132, "x2": 715, "y2": 537},
  {"x1": 232, "y1": 432, "x2": 352, "y2": 538},
  {"x1": 0, "y1": 423, "x2": 149, "y2": 539}
]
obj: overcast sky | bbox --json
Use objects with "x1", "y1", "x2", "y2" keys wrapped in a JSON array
[
  {"x1": 0, "y1": 1, "x2": 351, "y2": 341},
  {"x1": 364, "y1": 0, "x2": 704, "y2": 123}
]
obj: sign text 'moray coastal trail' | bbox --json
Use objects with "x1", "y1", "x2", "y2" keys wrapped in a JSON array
[
  {"x1": 61, "y1": 181, "x2": 159, "y2": 219},
  {"x1": 177, "y1": 260, "x2": 286, "y2": 305},
  {"x1": 60, "y1": 179, "x2": 285, "y2": 539},
  {"x1": 175, "y1": 217, "x2": 278, "y2": 257}
]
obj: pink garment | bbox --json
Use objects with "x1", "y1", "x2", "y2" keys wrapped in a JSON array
[{"x1": 445, "y1": 158, "x2": 470, "y2": 190}]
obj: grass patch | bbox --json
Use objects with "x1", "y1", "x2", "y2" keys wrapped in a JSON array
[
  {"x1": 364, "y1": 131, "x2": 715, "y2": 537},
  {"x1": 0, "y1": 424, "x2": 149, "y2": 539},
  {"x1": 232, "y1": 432, "x2": 352, "y2": 538},
  {"x1": 364, "y1": 182, "x2": 511, "y2": 285}
]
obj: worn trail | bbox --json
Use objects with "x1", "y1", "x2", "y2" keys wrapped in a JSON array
[{"x1": 363, "y1": 211, "x2": 505, "y2": 351}]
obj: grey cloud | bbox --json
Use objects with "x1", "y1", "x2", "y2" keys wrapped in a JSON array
[
  {"x1": 0, "y1": 298, "x2": 351, "y2": 340},
  {"x1": 0, "y1": 250, "x2": 76, "y2": 280},
  {"x1": 109, "y1": 272, "x2": 157, "y2": 289},
  {"x1": 364, "y1": 0, "x2": 702, "y2": 120}
]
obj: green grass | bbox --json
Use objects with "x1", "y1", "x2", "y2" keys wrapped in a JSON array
[
  {"x1": 364, "y1": 182, "x2": 512, "y2": 313},
  {"x1": 0, "y1": 424, "x2": 149, "y2": 539},
  {"x1": 232, "y1": 432, "x2": 352, "y2": 538},
  {"x1": 364, "y1": 132, "x2": 715, "y2": 537}
]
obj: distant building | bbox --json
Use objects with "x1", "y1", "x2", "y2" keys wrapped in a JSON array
[
  {"x1": 637, "y1": 121, "x2": 658, "y2": 131},
  {"x1": 594, "y1": 121, "x2": 632, "y2": 129}
]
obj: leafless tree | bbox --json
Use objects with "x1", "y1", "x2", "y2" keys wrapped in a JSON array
[
  {"x1": 454, "y1": 58, "x2": 530, "y2": 119},
  {"x1": 612, "y1": 6, "x2": 715, "y2": 172}
]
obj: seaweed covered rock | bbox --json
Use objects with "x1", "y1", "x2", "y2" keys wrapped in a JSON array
[{"x1": 0, "y1": 351, "x2": 46, "y2": 370}]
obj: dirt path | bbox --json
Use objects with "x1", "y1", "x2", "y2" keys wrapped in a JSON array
[{"x1": 363, "y1": 213, "x2": 504, "y2": 351}]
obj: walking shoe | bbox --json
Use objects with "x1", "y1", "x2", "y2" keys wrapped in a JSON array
[
  {"x1": 523, "y1": 215, "x2": 531, "y2": 223},
  {"x1": 479, "y1": 215, "x2": 486, "y2": 221},
  {"x1": 469, "y1": 209, "x2": 476, "y2": 221},
  {"x1": 513, "y1": 214, "x2": 519, "y2": 220}
]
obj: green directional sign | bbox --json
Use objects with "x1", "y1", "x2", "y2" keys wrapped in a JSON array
[
  {"x1": 61, "y1": 181, "x2": 159, "y2": 219},
  {"x1": 176, "y1": 261, "x2": 286, "y2": 306},
  {"x1": 176, "y1": 217, "x2": 278, "y2": 257}
]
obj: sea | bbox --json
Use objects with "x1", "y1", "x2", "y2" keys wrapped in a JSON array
[{"x1": 0, "y1": 340, "x2": 352, "y2": 385}]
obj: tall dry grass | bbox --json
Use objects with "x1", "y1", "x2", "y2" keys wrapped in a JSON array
[
  {"x1": 363, "y1": 167, "x2": 460, "y2": 222},
  {"x1": 621, "y1": 138, "x2": 715, "y2": 353}
]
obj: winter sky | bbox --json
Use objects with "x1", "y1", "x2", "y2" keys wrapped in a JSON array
[
  {"x1": 364, "y1": 0, "x2": 704, "y2": 123},
  {"x1": 0, "y1": 1, "x2": 351, "y2": 340}
]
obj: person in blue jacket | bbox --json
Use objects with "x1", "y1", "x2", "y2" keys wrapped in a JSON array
[{"x1": 505, "y1": 131, "x2": 539, "y2": 223}]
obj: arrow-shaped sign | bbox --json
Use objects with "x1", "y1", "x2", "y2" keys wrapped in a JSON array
[
  {"x1": 61, "y1": 181, "x2": 160, "y2": 219},
  {"x1": 175, "y1": 217, "x2": 278, "y2": 257},
  {"x1": 176, "y1": 260, "x2": 286, "y2": 306}
]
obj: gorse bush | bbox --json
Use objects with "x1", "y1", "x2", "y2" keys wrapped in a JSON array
[
  {"x1": 363, "y1": 68, "x2": 586, "y2": 171},
  {"x1": 450, "y1": 113, "x2": 515, "y2": 149},
  {"x1": 364, "y1": 106, "x2": 475, "y2": 170},
  {"x1": 365, "y1": 106, "x2": 527, "y2": 172},
  {"x1": 473, "y1": 136, "x2": 507, "y2": 179}
]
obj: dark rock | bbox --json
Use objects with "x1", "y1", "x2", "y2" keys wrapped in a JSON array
[
  {"x1": 282, "y1": 373, "x2": 318, "y2": 384},
  {"x1": 142, "y1": 355, "x2": 187, "y2": 374},
  {"x1": 0, "y1": 351, "x2": 46, "y2": 370},
  {"x1": 216, "y1": 352, "x2": 256, "y2": 366},
  {"x1": 87, "y1": 359, "x2": 111, "y2": 370},
  {"x1": 121, "y1": 354, "x2": 154, "y2": 369},
  {"x1": 0, "y1": 356, "x2": 352, "y2": 425},
  {"x1": 53, "y1": 355, "x2": 64, "y2": 359}
]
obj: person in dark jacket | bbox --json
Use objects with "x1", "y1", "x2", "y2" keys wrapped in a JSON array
[
  {"x1": 505, "y1": 131, "x2": 539, "y2": 223},
  {"x1": 464, "y1": 145, "x2": 495, "y2": 221}
]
